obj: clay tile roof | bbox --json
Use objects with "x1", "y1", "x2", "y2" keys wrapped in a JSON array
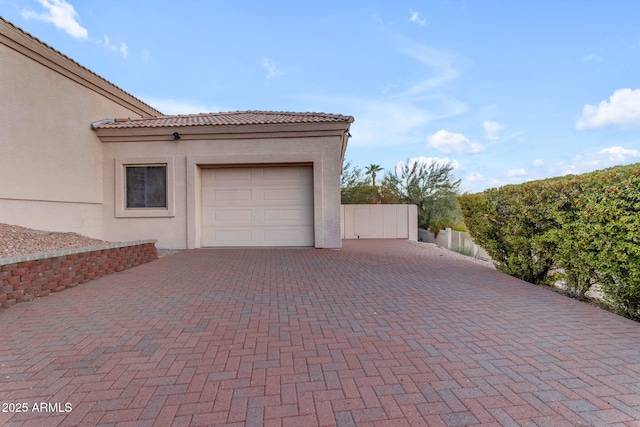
[{"x1": 95, "y1": 111, "x2": 354, "y2": 129}]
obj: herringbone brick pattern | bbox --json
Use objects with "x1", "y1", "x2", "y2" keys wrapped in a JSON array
[{"x1": 1, "y1": 240, "x2": 639, "y2": 426}]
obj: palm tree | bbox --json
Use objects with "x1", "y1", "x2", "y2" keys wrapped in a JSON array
[{"x1": 364, "y1": 164, "x2": 384, "y2": 187}]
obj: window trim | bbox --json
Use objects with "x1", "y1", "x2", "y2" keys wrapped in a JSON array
[{"x1": 115, "y1": 157, "x2": 175, "y2": 218}]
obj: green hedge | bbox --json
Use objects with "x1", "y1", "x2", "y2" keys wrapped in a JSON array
[{"x1": 459, "y1": 163, "x2": 640, "y2": 319}]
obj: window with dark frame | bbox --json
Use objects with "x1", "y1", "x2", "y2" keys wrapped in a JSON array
[{"x1": 125, "y1": 165, "x2": 167, "y2": 208}]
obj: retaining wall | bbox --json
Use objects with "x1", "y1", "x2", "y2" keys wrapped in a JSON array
[
  {"x1": 418, "y1": 228, "x2": 491, "y2": 261},
  {"x1": 0, "y1": 241, "x2": 157, "y2": 310}
]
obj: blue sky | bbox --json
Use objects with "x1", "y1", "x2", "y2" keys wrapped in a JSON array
[{"x1": 2, "y1": 0, "x2": 640, "y2": 192}]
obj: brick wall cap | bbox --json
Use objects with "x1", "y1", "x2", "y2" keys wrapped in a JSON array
[{"x1": 0, "y1": 240, "x2": 157, "y2": 266}]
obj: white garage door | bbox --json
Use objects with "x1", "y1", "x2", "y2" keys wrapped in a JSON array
[{"x1": 201, "y1": 166, "x2": 314, "y2": 247}]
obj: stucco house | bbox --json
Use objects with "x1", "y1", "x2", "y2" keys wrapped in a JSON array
[{"x1": 0, "y1": 17, "x2": 353, "y2": 249}]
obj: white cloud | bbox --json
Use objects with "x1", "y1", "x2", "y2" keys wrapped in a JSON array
[
  {"x1": 409, "y1": 10, "x2": 426, "y2": 26},
  {"x1": 464, "y1": 167, "x2": 537, "y2": 192},
  {"x1": 465, "y1": 173, "x2": 485, "y2": 183},
  {"x1": 462, "y1": 173, "x2": 489, "y2": 192},
  {"x1": 305, "y1": 90, "x2": 467, "y2": 149},
  {"x1": 22, "y1": 0, "x2": 88, "y2": 39},
  {"x1": 576, "y1": 88, "x2": 640, "y2": 130},
  {"x1": 142, "y1": 48, "x2": 150, "y2": 60},
  {"x1": 20, "y1": 0, "x2": 133, "y2": 59},
  {"x1": 526, "y1": 145, "x2": 640, "y2": 179},
  {"x1": 262, "y1": 58, "x2": 283, "y2": 80},
  {"x1": 559, "y1": 146, "x2": 640, "y2": 175},
  {"x1": 483, "y1": 121, "x2": 504, "y2": 140},
  {"x1": 506, "y1": 168, "x2": 527, "y2": 177},
  {"x1": 98, "y1": 35, "x2": 128, "y2": 58},
  {"x1": 427, "y1": 130, "x2": 485, "y2": 154},
  {"x1": 464, "y1": 145, "x2": 639, "y2": 193},
  {"x1": 598, "y1": 146, "x2": 640, "y2": 162}
]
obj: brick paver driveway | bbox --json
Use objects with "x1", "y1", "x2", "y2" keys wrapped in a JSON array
[{"x1": 1, "y1": 240, "x2": 640, "y2": 426}]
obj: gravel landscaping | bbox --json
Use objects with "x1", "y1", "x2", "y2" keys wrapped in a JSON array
[
  {"x1": 0, "y1": 223, "x2": 182, "y2": 259},
  {"x1": 0, "y1": 223, "x2": 108, "y2": 259}
]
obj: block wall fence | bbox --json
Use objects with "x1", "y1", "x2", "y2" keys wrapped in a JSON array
[
  {"x1": 0, "y1": 241, "x2": 157, "y2": 310},
  {"x1": 341, "y1": 204, "x2": 418, "y2": 241}
]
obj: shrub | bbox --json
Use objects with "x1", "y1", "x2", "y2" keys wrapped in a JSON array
[
  {"x1": 383, "y1": 159, "x2": 462, "y2": 228},
  {"x1": 557, "y1": 172, "x2": 640, "y2": 317},
  {"x1": 428, "y1": 216, "x2": 453, "y2": 238},
  {"x1": 459, "y1": 184, "x2": 561, "y2": 285},
  {"x1": 452, "y1": 220, "x2": 468, "y2": 232},
  {"x1": 341, "y1": 184, "x2": 381, "y2": 204},
  {"x1": 460, "y1": 163, "x2": 640, "y2": 318}
]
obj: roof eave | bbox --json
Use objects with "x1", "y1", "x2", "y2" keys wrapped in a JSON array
[{"x1": 94, "y1": 121, "x2": 352, "y2": 143}]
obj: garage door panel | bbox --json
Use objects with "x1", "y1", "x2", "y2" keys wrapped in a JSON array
[
  {"x1": 212, "y1": 189, "x2": 252, "y2": 202},
  {"x1": 264, "y1": 228, "x2": 311, "y2": 243},
  {"x1": 262, "y1": 167, "x2": 309, "y2": 182},
  {"x1": 213, "y1": 168, "x2": 252, "y2": 181},
  {"x1": 213, "y1": 230, "x2": 253, "y2": 243},
  {"x1": 206, "y1": 207, "x2": 312, "y2": 227},
  {"x1": 202, "y1": 188, "x2": 253, "y2": 205},
  {"x1": 213, "y1": 209, "x2": 252, "y2": 222},
  {"x1": 263, "y1": 188, "x2": 302, "y2": 202},
  {"x1": 202, "y1": 210, "x2": 253, "y2": 227},
  {"x1": 263, "y1": 208, "x2": 304, "y2": 222},
  {"x1": 201, "y1": 166, "x2": 313, "y2": 247}
]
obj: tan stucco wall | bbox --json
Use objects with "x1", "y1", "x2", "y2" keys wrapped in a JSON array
[
  {"x1": 0, "y1": 199, "x2": 102, "y2": 239},
  {"x1": 101, "y1": 135, "x2": 344, "y2": 249},
  {"x1": 0, "y1": 23, "x2": 158, "y2": 238}
]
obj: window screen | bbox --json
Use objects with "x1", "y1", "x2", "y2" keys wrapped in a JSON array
[{"x1": 126, "y1": 166, "x2": 167, "y2": 208}]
